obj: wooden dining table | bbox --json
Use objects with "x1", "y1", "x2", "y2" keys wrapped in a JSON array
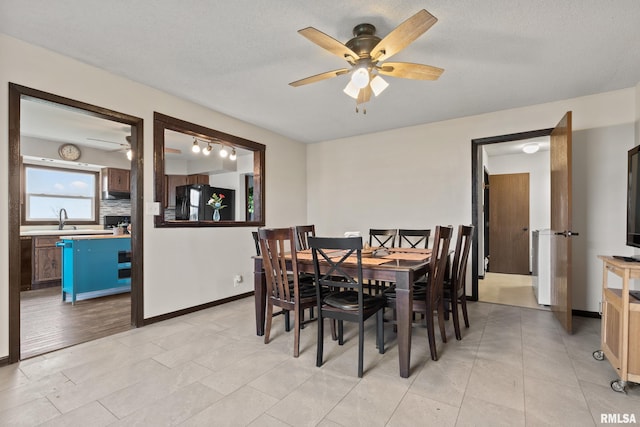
[{"x1": 253, "y1": 247, "x2": 431, "y2": 378}]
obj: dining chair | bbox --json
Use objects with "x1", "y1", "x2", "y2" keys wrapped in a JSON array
[
  {"x1": 398, "y1": 229, "x2": 431, "y2": 249},
  {"x1": 258, "y1": 227, "x2": 317, "y2": 357},
  {"x1": 368, "y1": 228, "x2": 398, "y2": 294},
  {"x1": 252, "y1": 230, "x2": 261, "y2": 256},
  {"x1": 295, "y1": 224, "x2": 317, "y2": 319},
  {"x1": 308, "y1": 236, "x2": 386, "y2": 378},
  {"x1": 369, "y1": 228, "x2": 397, "y2": 248},
  {"x1": 384, "y1": 225, "x2": 453, "y2": 361},
  {"x1": 295, "y1": 224, "x2": 316, "y2": 251},
  {"x1": 443, "y1": 225, "x2": 474, "y2": 340}
]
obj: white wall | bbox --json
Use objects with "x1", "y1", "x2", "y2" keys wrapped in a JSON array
[
  {"x1": 0, "y1": 35, "x2": 308, "y2": 358},
  {"x1": 572, "y1": 124, "x2": 636, "y2": 306},
  {"x1": 308, "y1": 88, "x2": 637, "y2": 312}
]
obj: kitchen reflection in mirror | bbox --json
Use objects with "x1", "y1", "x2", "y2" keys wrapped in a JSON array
[{"x1": 153, "y1": 112, "x2": 265, "y2": 227}]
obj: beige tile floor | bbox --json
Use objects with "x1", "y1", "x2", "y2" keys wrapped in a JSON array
[
  {"x1": 479, "y1": 273, "x2": 549, "y2": 310},
  {"x1": 0, "y1": 297, "x2": 638, "y2": 426}
]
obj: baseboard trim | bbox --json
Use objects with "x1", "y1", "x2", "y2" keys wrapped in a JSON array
[
  {"x1": 572, "y1": 309, "x2": 601, "y2": 319},
  {"x1": 143, "y1": 291, "x2": 254, "y2": 326},
  {"x1": 0, "y1": 356, "x2": 8, "y2": 367}
]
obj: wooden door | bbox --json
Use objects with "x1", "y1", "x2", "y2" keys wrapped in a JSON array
[
  {"x1": 550, "y1": 111, "x2": 573, "y2": 333},
  {"x1": 488, "y1": 173, "x2": 530, "y2": 274}
]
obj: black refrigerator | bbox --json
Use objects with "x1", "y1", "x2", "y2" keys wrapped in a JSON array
[{"x1": 175, "y1": 184, "x2": 235, "y2": 221}]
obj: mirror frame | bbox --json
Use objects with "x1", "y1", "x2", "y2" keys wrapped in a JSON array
[{"x1": 153, "y1": 112, "x2": 265, "y2": 227}]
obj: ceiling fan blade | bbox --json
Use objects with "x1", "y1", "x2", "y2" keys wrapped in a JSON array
[
  {"x1": 289, "y1": 68, "x2": 350, "y2": 87},
  {"x1": 371, "y1": 9, "x2": 438, "y2": 62},
  {"x1": 378, "y1": 62, "x2": 444, "y2": 80},
  {"x1": 357, "y1": 85, "x2": 372, "y2": 104},
  {"x1": 298, "y1": 27, "x2": 359, "y2": 64}
]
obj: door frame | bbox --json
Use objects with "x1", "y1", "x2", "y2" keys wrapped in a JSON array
[
  {"x1": 8, "y1": 83, "x2": 144, "y2": 363},
  {"x1": 470, "y1": 128, "x2": 553, "y2": 301}
]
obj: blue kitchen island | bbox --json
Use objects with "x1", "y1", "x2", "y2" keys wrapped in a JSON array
[{"x1": 57, "y1": 234, "x2": 131, "y2": 304}]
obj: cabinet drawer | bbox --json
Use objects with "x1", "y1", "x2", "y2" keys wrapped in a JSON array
[{"x1": 34, "y1": 236, "x2": 61, "y2": 247}]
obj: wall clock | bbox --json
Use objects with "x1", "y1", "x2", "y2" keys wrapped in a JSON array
[{"x1": 58, "y1": 143, "x2": 81, "y2": 161}]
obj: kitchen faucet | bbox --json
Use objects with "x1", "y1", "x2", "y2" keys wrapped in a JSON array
[{"x1": 58, "y1": 208, "x2": 68, "y2": 230}]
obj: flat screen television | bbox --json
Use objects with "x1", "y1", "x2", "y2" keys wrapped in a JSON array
[{"x1": 627, "y1": 145, "x2": 640, "y2": 248}]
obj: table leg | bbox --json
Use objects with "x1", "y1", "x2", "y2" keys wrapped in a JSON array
[
  {"x1": 254, "y1": 257, "x2": 266, "y2": 336},
  {"x1": 395, "y1": 269, "x2": 412, "y2": 378}
]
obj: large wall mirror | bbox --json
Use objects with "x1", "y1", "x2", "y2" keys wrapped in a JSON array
[{"x1": 153, "y1": 112, "x2": 265, "y2": 227}]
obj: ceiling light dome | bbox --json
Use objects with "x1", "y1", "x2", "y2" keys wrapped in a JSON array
[
  {"x1": 351, "y1": 67, "x2": 370, "y2": 89},
  {"x1": 219, "y1": 146, "x2": 229, "y2": 158},
  {"x1": 522, "y1": 143, "x2": 539, "y2": 154}
]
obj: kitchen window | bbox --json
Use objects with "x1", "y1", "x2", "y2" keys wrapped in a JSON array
[{"x1": 23, "y1": 164, "x2": 99, "y2": 224}]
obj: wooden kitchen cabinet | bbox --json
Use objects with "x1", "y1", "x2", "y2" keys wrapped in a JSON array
[
  {"x1": 165, "y1": 175, "x2": 187, "y2": 208},
  {"x1": 102, "y1": 167, "x2": 130, "y2": 194},
  {"x1": 21, "y1": 237, "x2": 32, "y2": 291},
  {"x1": 597, "y1": 255, "x2": 640, "y2": 393},
  {"x1": 186, "y1": 174, "x2": 209, "y2": 185},
  {"x1": 32, "y1": 236, "x2": 62, "y2": 288}
]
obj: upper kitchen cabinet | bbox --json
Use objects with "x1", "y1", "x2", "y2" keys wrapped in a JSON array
[
  {"x1": 164, "y1": 174, "x2": 209, "y2": 208},
  {"x1": 165, "y1": 174, "x2": 187, "y2": 208},
  {"x1": 154, "y1": 112, "x2": 265, "y2": 227},
  {"x1": 186, "y1": 174, "x2": 209, "y2": 185},
  {"x1": 102, "y1": 167, "x2": 130, "y2": 199}
]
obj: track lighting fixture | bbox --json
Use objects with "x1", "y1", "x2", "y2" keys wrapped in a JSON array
[{"x1": 192, "y1": 138, "x2": 201, "y2": 153}]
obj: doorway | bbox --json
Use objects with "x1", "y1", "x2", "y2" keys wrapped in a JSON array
[
  {"x1": 8, "y1": 84, "x2": 144, "y2": 363},
  {"x1": 471, "y1": 129, "x2": 553, "y2": 310}
]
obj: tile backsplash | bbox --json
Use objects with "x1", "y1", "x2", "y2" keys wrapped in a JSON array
[{"x1": 100, "y1": 199, "x2": 131, "y2": 225}]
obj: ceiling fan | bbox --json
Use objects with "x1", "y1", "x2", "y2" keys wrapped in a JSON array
[
  {"x1": 289, "y1": 9, "x2": 444, "y2": 113},
  {"x1": 87, "y1": 136, "x2": 182, "y2": 158}
]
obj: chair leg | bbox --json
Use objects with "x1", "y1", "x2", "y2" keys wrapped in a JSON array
[
  {"x1": 451, "y1": 297, "x2": 462, "y2": 341},
  {"x1": 461, "y1": 296, "x2": 470, "y2": 328},
  {"x1": 294, "y1": 307, "x2": 301, "y2": 357},
  {"x1": 316, "y1": 316, "x2": 324, "y2": 368},
  {"x1": 426, "y1": 310, "x2": 438, "y2": 361},
  {"x1": 338, "y1": 320, "x2": 344, "y2": 345},
  {"x1": 264, "y1": 302, "x2": 274, "y2": 344},
  {"x1": 377, "y1": 309, "x2": 385, "y2": 354},
  {"x1": 284, "y1": 311, "x2": 291, "y2": 332},
  {"x1": 437, "y1": 302, "x2": 447, "y2": 344},
  {"x1": 443, "y1": 298, "x2": 450, "y2": 321},
  {"x1": 358, "y1": 319, "x2": 364, "y2": 378},
  {"x1": 330, "y1": 319, "x2": 338, "y2": 341}
]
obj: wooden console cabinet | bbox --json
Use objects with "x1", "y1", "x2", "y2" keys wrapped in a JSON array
[{"x1": 597, "y1": 255, "x2": 640, "y2": 392}]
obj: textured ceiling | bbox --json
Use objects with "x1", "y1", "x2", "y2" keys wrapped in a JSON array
[{"x1": 2, "y1": 1, "x2": 640, "y2": 143}]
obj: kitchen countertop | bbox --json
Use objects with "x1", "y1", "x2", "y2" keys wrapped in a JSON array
[
  {"x1": 20, "y1": 229, "x2": 114, "y2": 237},
  {"x1": 59, "y1": 234, "x2": 131, "y2": 240}
]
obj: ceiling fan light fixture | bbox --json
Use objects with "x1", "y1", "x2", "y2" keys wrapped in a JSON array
[
  {"x1": 343, "y1": 80, "x2": 360, "y2": 99},
  {"x1": 370, "y1": 75, "x2": 389, "y2": 96},
  {"x1": 350, "y1": 67, "x2": 370, "y2": 89},
  {"x1": 219, "y1": 145, "x2": 229, "y2": 158},
  {"x1": 229, "y1": 148, "x2": 237, "y2": 161},
  {"x1": 192, "y1": 139, "x2": 201, "y2": 153},
  {"x1": 522, "y1": 143, "x2": 540, "y2": 154}
]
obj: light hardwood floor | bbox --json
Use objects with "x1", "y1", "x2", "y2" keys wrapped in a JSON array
[{"x1": 479, "y1": 272, "x2": 549, "y2": 310}]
